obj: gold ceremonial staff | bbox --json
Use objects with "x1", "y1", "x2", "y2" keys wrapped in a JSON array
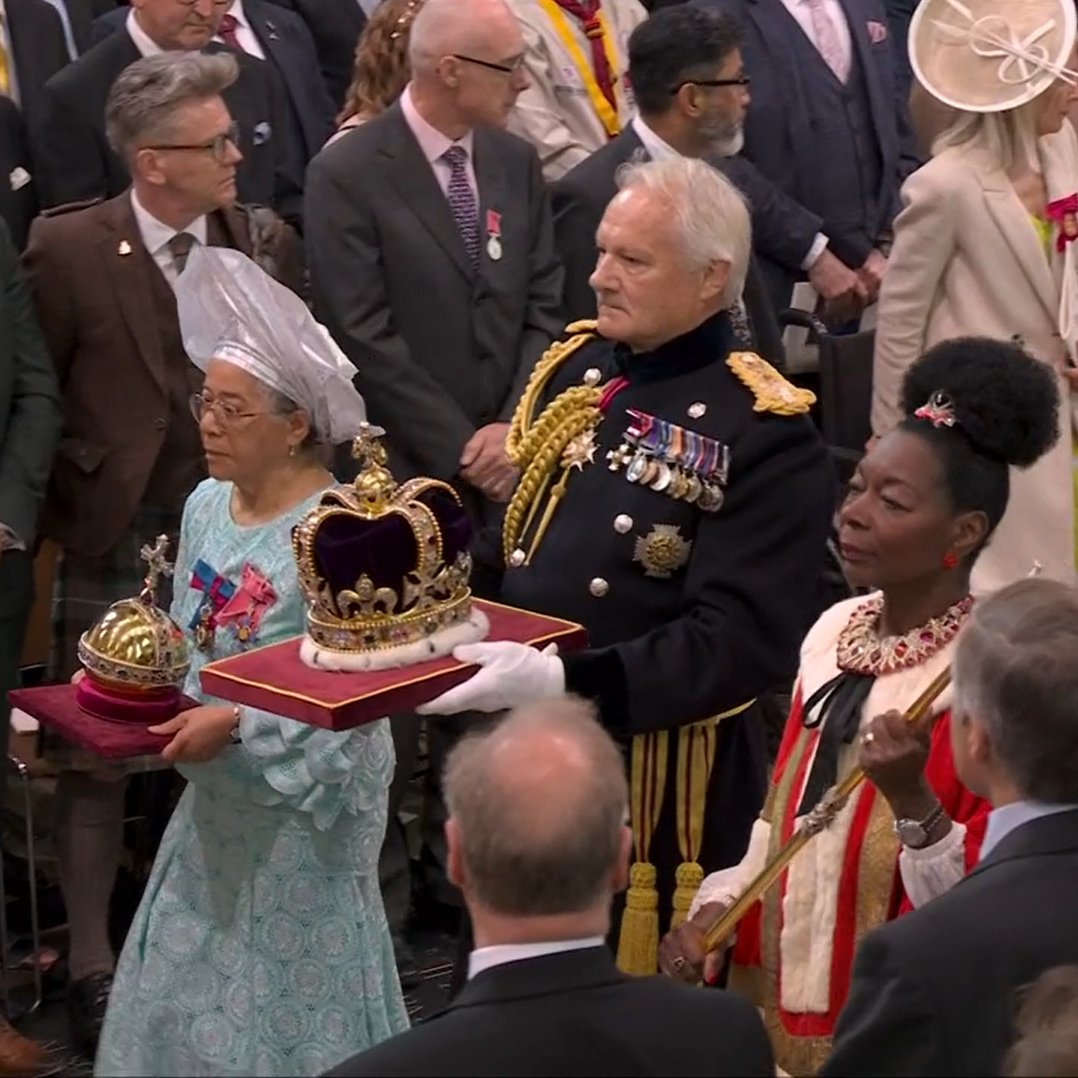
[
  {"x1": 701, "y1": 561, "x2": 1041, "y2": 954},
  {"x1": 702, "y1": 666, "x2": 952, "y2": 954}
]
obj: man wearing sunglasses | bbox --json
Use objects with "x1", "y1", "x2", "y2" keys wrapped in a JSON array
[{"x1": 21, "y1": 52, "x2": 303, "y2": 1057}]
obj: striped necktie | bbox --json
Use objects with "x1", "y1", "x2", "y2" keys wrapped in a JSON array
[{"x1": 442, "y1": 145, "x2": 480, "y2": 269}]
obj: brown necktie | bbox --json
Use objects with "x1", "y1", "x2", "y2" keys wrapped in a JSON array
[{"x1": 168, "y1": 232, "x2": 196, "y2": 276}]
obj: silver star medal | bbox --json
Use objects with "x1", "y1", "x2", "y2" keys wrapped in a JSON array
[{"x1": 562, "y1": 430, "x2": 597, "y2": 471}]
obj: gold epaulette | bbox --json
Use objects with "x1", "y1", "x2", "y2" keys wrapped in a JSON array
[
  {"x1": 727, "y1": 351, "x2": 816, "y2": 416},
  {"x1": 506, "y1": 322, "x2": 599, "y2": 464},
  {"x1": 39, "y1": 197, "x2": 104, "y2": 218}
]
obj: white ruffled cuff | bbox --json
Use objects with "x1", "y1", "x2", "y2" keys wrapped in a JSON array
[
  {"x1": 688, "y1": 816, "x2": 772, "y2": 919},
  {"x1": 898, "y1": 820, "x2": 968, "y2": 908}
]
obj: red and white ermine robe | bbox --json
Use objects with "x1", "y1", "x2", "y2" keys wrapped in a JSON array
[{"x1": 690, "y1": 593, "x2": 989, "y2": 1076}]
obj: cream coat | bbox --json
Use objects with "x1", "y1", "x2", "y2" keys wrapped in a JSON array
[{"x1": 872, "y1": 124, "x2": 1078, "y2": 593}]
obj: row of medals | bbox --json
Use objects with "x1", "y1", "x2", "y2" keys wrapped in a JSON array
[{"x1": 607, "y1": 442, "x2": 726, "y2": 512}]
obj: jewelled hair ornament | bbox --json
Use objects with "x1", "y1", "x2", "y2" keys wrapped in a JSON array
[
  {"x1": 911, "y1": 0, "x2": 1078, "y2": 114},
  {"x1": 293, "y1": 423, "x2": 489, "y2": 672},
  {"x1": 914, "y1": 390, "x2": 958, "y2": 428},
  {"x1": 76, "y1": 536, "x2": 191, "y2": 722}
]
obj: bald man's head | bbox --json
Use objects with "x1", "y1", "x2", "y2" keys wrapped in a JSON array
[
  {"x1": 409, "y1": 0, "x2": 521, "y2": 73},
  {"x1": 406, "y1": 0, "x2": 528, "y2": 130},
  {"x1": 445, "y1": 697, "x2": 629, "y2": 917}
]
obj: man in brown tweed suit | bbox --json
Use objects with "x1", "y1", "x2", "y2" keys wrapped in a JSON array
[{"x1": 22, "y1": 50, "x2": 303, "y2": 1055}]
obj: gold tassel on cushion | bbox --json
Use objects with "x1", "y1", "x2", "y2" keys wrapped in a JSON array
[
  {"x1": 670, "y1": 700, "x2": 755, "y2": 927},
  {"x1": 616, "y1": 730, "x2": 667, "y2": 975}
]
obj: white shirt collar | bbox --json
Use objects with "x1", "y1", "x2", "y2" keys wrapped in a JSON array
[
  {"x1": 631, "y1": 115, "x2": 682, "y2": 162},
  {"x1": 225, "y1": 0, "x2": 248, "y2": 29},
  {"x1": 126, "y1": 7, "x2": 167, "y2": 56},
  {"x1": 399, "y1": 83, "x2": 475, "y2": 167},
  {"x1": 467, "y1": 937, "x2": 605, "y2": 981},
  {"x1": 129, "y1": 189, "x2": 208, "y2": 258},
  {"x1": 980, "y1": 800, "x2": 1078, "y2": 861}
]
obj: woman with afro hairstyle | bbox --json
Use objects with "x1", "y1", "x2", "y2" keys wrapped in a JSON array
[
  {"x1": 871, "y1": 0, "x2": 1078, "y2": 592},
  {"x1": 659, "y1": 338, "x2": 1061, "y2": 1077}
]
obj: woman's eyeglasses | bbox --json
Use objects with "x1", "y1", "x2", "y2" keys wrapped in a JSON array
[{"x1": 189, "y1": 392, "x2": 267, "y2": 425}]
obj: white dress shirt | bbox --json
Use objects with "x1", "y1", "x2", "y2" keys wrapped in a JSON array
[
  {"x1": 213, "y1": 0, "x2": 266, "y2": 60},
  {"x1": 779, "y1": 0, "x2": 853, "y2": 77},
  {"x1": 468, "y1": 937, "x2": 605, "y2": 981},
  {"x1": 357, "y1": 0, "x2": 382, "y2": 13},
  {"x1": 631, "y1": 115, "x2": 679, "y2": 162},
  {"x1": 399, "y1": 83, "x2": 478, "y2": 204},
  {"x1": 980, "y1": 801, "x2": 1078, "y2": 861},
  {"x1": 126, "y1": 7, "x2": 165, "y2": 56},
  {"x1": 0, "y1": 0, "x2": 22, "y2": 107},
  {"x1": 130, "y1": 189, "x2": 208, "y2": 291},
  {"x1": 40, "y1": 0, "x2": 77, "y2": 59}
]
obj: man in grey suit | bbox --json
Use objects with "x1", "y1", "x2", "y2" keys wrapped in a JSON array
[
  {"x1": 305, "y1": 0, "x2": 563, "y2": 511},
  {"x1": 305, "y1": 0, "x2": 563, "y2": 963},
  {"x1": 0, "y1": 218, "x2": 61, "y2": 761}
]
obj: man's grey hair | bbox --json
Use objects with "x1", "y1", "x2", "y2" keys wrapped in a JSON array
[
  {"x1": 105, "y1": 52, "x2": 239, "y2": 160},
  {"x1": 444, "y1": 696, "x2": 629, "y2": 916},
  {"x1": 953, "y1": 578, "x2": 1078, "y2": 803},
  {"x1": 615, "y1": 156, "x2": 751, "y2": 307}
]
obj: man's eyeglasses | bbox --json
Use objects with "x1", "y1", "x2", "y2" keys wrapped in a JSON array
[
  {"x1": 673, "y1": 76, "x2": 752, "y2": 93},
  {"x1": 189, "y1": 392, "x2": 267, "y2": 425},
  {"x1": 452, "y1": 53, "x2": 526, "y2": 76},
  {"x1": 145, "y1": 121, "x2": 241, "y2": 164}
]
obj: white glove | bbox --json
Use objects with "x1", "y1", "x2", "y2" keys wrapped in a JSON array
[{"x1": 415, "y1": 641, "x2": 565, "y2": 715}]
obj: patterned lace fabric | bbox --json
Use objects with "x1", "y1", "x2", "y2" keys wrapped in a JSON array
[{"x1": 95, "y1": 479, "x2": 409, "y2": 1077}]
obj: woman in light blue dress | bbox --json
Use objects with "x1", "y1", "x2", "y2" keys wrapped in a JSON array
[{"x1": 95, "y1": 248, "x2": 409, "y2": 1077}]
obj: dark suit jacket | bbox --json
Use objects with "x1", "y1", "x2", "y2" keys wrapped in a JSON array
[
  {"x1": 6, "y1": 0, "x2": 71, "y2": 129},
  {"x1": 694, "y1": 0, "x2": 919, "y2": 302},
  {"x1": 823, "y1": 808, "x2": 1078, "y2": 1077},
  {"x1": 0, "y1": 97, "x2": 38, "y2": 251},
  {"x1": 34, "y1": 28, "x2": 304, "y2": 227},
  {"x1": 306, "y1": 103, "x2": 564, "y2": 483},
  {"x1": 22, "y1": 192, "x2": 304, "y2": 556},
  {"x1": 551, "y1": 126, "x2": 785, "y2": 365},
  {"x1": 263, "y1": 0, "x2": 364, "y2": 109},
  {"x1": 91, "y1": 0, "x2": 334, "y2": 160},
  {"x1": 0, "y1": 219, "x2": 60, "y2": 549},
  {"x1": 326, "y1": 946, "x2": 775, "y2": 1077}
]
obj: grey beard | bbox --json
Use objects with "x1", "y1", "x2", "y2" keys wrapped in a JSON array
[{"x1": 710, "y1": 126, "x2": 745, "y2": 158}]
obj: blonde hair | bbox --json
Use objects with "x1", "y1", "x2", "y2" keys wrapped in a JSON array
[
  {"x1": 337, "y1": 0, "x2": 424, "y2": 125},
  {"x1": 932, "y1": 98, "x2": 1042, "y2": 174}
]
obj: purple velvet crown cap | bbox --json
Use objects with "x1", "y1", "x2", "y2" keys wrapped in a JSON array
[{"x1": 308, "y1": 486, "x2": 472, "y2": 615}]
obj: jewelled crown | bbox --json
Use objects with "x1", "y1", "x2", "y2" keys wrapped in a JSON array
[
  {"x1": 293, "y1": 424, "x2": 489, "y2": 671},
  {"x1": 77, "y1": 536, "x2": 190, "y2": 696}
]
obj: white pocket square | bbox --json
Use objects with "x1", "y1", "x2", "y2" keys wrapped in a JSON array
[{"x1": 9, "y1": 166, "x2": 31, "y2": 192}]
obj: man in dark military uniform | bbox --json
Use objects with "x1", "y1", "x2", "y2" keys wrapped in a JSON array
[{"x1": 419, "y1": 156, "x2": 835, "y2": 973}]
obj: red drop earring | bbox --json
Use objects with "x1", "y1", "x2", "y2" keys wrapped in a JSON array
[{"x1": 942, "y1": 552, "x2": 959, "y2": 570}]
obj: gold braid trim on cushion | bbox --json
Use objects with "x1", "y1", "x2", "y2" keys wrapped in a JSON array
[{"x1": 503, "y1": 323, "x2": 603, "y2": 564}]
